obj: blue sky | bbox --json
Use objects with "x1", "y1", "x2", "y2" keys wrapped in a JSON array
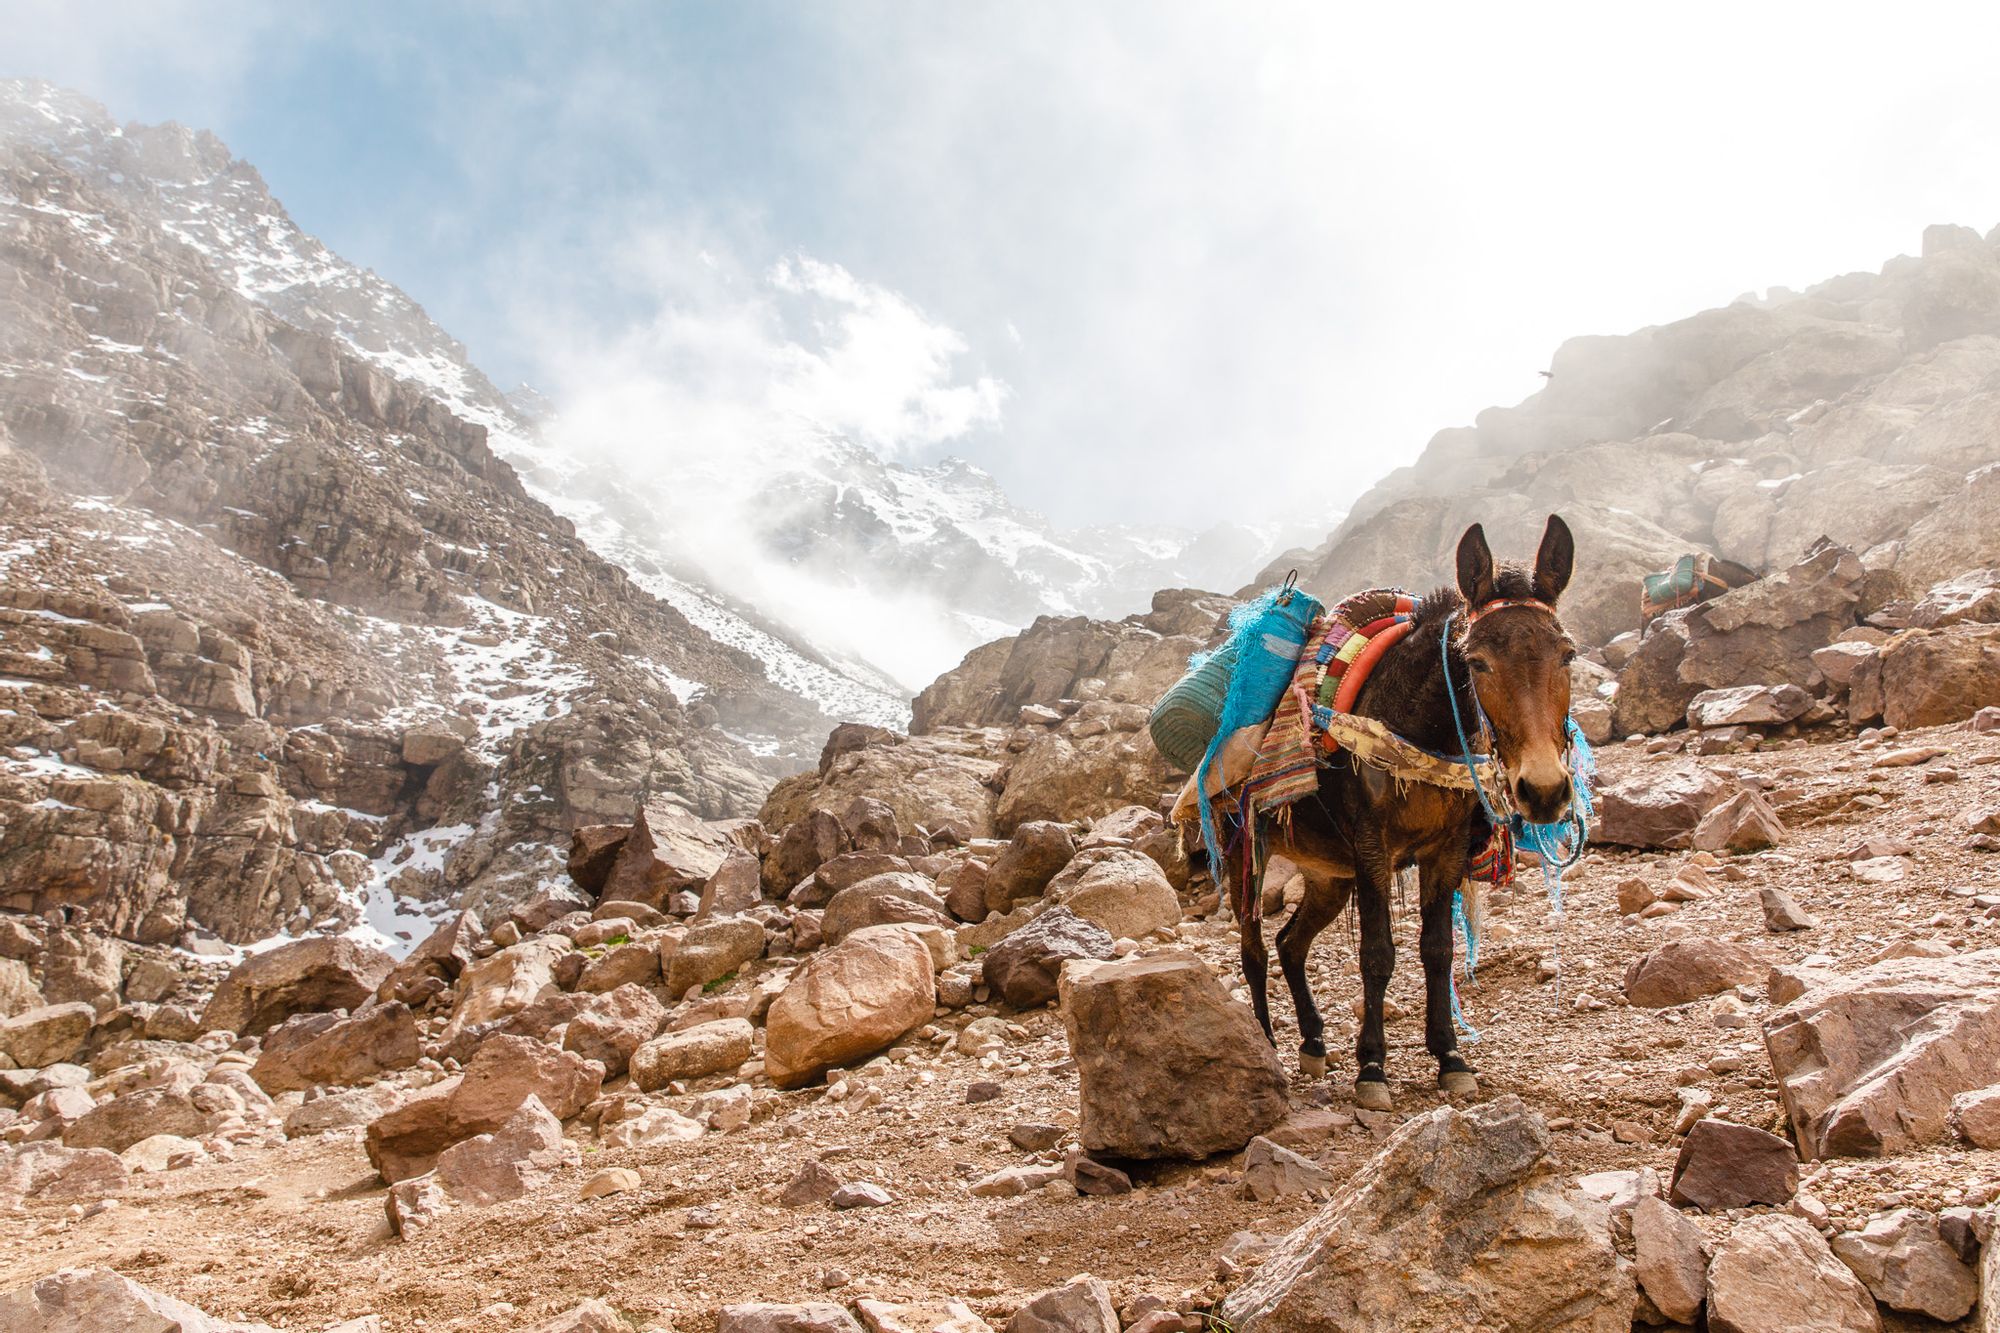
[{"x1": 12, "y1": 2, "x2": 2000, "y2": 529}]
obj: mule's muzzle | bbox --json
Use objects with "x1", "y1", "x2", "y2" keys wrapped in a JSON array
[{"x1": 1512, "y1": 773, "x2": 1573, "y2": 826}]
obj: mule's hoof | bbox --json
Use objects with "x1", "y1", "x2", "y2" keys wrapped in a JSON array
[
  {"x1": 1298, "y1": 1051, "x2": 1327, "y2": 1079},
  {"x1": 1354, "y1": 1079, "x2": 1393, "y2": 1112},
  {"x1": 1438, "y1": 1069, "x2": 1479, "y2": 1099}
]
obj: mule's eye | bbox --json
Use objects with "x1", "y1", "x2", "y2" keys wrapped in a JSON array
[
  {"x1": 1560, "y1": 646, "x2": 1577, "y2": 666},
  {"x1": 1468, "y1": 656, "x2": 1494, "y2": 675}
]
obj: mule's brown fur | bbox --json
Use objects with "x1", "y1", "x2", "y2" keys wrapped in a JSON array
[{"x1": 1230, "y1": 515, "x2": 1577, "y2": 1106}]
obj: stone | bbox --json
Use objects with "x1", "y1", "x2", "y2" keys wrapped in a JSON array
[
  {"x1": 36, "y1": 933, "x2": 123, "y2": 1005},
  {"x1": 1687, "y1": 683, "x2": 1812, "y2": 729},
  {"x1": 63, "y1": 1087, "x2": 209, "y2": 1153},
  {"x1": 1830, "y1": 1207, "x2": 1978, "y2": 1321},
  {"x1": 566, "y1": 823, "x2": 630, "y2": 894},
  {"x1": 525, "y1": 1299, "x2": 630, "y2": 1333},
  {"x1": 718, "y1": 1302, "x2": 867, "y2": 1333},
  {"x1": 580, "y1": 1166, "x2": 642, "y2": 1199},
  {"x1": 821, "y1": 873, "x2": 954, "y2": 945},
  {"x1": 250, "y1": 1002, "x2": 421, "y2": 1093},
  {"x1": 1631, "y1": 1194, "x2": 1708, "y2": 1324},
  {"x1": 664, "y1": 915, "x2": 767, "y2": 994},
  {"x1": 764, "y1": 810, "x2": 849, "y2": 896},
  {"x1": 781, "y1": 1158, "x2": 843, "y2": 1206},
  {"x1": 1241, "y1": 1134, "x2": 1333, "y2": 1201},
  {"x1": 388, "y1": 1096, "x2": 577, "y2": 1236},
  {"x1": 200, "y1": 937, "x2": 393, "y2": 1036},
  {"x1": 982, "y1": 907, "x2": 1116, "y2": 1009},
  {"x1": 599, "y1": 1105, "x2": 704, "y2": 1148},
  {"x1": 1219, "y1": 1097, "x2": 1632, "y2": 1332},
  {"x1": 969, "y1": 1163, "x2": 1065, "y2": 1197},
  {"x1": 1951, "y1": 1084, "x2": 2000, "y2": 1147},
  {"x1": 984, "y1": 821, "x2": 1079, "y2": 912},
  {"x1": 699, "y1": 850, "x2": 765, "y2": 918},
  {"x1": 446, "y1": 1033, "x2": 603, "y2": 1137},
  {"x1": 1007, "y1": 1121, "x2": 1065, "y2": 1151},
  {"x1": 830, "y1": 1180, "x2": 893, "y2": 1209},
  {"x1": 0, "y1": 1141, "x2": 129, "y2": 1203},
  {"x1": 562, "y1": 984, "x2": 668, "y2": 1077},
  {"x1": 1005, "y1": 1275, "x2": 1119, "y2": 1333},
  {"x1": 440, "y1": 936, "x2": 570, "y2": 1040},
  {"x1": 0, "y1": 957, "x2": 42, "y2": 1017},
  {"x1": 0, "y1": 1000, "x2": 95, "y2": 1067},
  {"x1": 937, "y1": 859, "x2": 991, "y2": 922},
  {"x1": 1594, "y1": 764, "x2": 1733, "y2": 849},
  {"x1": 1669, "y1": 1119, "x2": 1798, "y2": 1210},
  {"x1": 1705, "y1": 1214, "x2": 1881, "y2": 1333},
  {"x1": 365, "y1": 1081, "x2": 459, "y2": 1183},
  {"x1": 1044, "y1": 848, "x2": 1182, "y2": 941},
  {"x1": 120, "y1": 1132, "x2": 204, "y2": 1173},
  {"x1": 1876, "y1": 622, "x2": 2000, "y2": 729},
  {"x1": 1763, "y1": 948, "x2": 2000, "y2": 1157},
  {"x1": 283, "y1": 1083, "x2": 405, "y2": 1137},
  {"x1": 630, "y1": 1018, "x2": 754, "y2": 1089},
  {"x1": 577, "y1": 940, "x2": 662, "y2": 993},
  {"x1": 1691, "y1": 790, "x2": 1785, "y2": 853},
  {"x1": 376, "y1": 911, "x2": 481, "y2": 1004},
  {"x1": 1760, "y1": 887, "x2": 1816, "y2": 932},
  {"x1": 600, "y1": 799, "x2": 736, "y2": 909},
  {"x1": 1060, "y1": 952, "x2": 1288, "y2": 1160},
  {"x1": 855, "y1": 1298, "x2": 993, "y2": 1333},
  {"x1": 0, "y1": 1268, "x2": 277, "y2": 1332},
  {"x1": 764, "y1": 926, "x2": 936, "y2": 1088},
  {"x1": 1624, "y1": 939, "x2": 1769, "y2": 1006}
]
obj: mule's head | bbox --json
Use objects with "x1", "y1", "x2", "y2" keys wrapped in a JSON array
[{"x1": 1455, "y1": 514, "x2": 1577, "y2": 825}]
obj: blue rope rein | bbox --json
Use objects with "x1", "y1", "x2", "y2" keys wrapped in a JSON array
[{"x1": 1439, "y1": 609, "x2": 1596, "y2": 1029}]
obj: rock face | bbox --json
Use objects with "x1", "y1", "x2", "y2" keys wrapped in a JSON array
[
  {"x1": 202, "y1": 938, "x2": 394, "y2": 1037},
  {"x1": 1218, "y1": 1097, "x2": 1633, "y2": 1332},
  {"x1": 982, "y1": 908, "x2": 1116, "y2": 1010},
  {"x1": 1705, "y1": 1214, "x2": 1881, "y2": 1333},
  {"x1": 764, "y1": 926, "x2": 937, "y2": 1088},
  {"x1": 1059, "y1": 953, "x2": 1289, "y2": 1160},
  {"x1": 1762, "y1": 949, "x2": 2000, "y2": 1157}
]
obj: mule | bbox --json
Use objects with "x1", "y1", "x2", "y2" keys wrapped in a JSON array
[{"x1": 1228, "y1": 514, "x2": 1579, "y2": 1110}]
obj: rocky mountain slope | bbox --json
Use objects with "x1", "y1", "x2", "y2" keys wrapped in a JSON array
[{"x1": 1259, "y1": 222, "x2": 2000, "y2": 648}]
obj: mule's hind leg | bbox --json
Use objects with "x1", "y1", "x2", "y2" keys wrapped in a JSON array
[
  {"x1": 1418, "y1": 862, "x2": 1478, "y2": 1098},
  {"x1": 1227, "y1": 819, "x2": 1276, "y2": 1045},
  {"x1": 1352, "y1": 853, "x2": 1396, "y2": 1111},
  {"x1": 1276, "y1": 875, "x2": 1350, "y2": 1078}
]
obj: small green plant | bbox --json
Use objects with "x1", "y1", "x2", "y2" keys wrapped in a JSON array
[
  {"x1": 968, "y1": 944, "x2": 987, "y2": 957},
  {"x1": 702, "y1": 970, "x2": 737, "y2": 994},
  {"x1": 605, "y1": 932, "x2": 631, "y2": 947}
]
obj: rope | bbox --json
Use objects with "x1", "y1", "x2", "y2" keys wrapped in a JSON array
[{"x1": 1439, "y1": 609, "x2": 1596, "y2": 1018}]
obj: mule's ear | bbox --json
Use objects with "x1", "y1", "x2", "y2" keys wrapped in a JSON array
[
  {"x1": 1534, "y1": 514, "x2": 1574, "y2": 603},
  {"x1": 1456, "y1": 523, "x2": 1497, "y2": 607}
]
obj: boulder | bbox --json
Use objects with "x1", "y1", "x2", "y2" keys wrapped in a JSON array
[
  {"x1": 1690, "y1": 790, "x2": 1785, "y2": 854},
  {"x1": 821, "y1": 873, "x2": 955, "y2": 945},
  {"x1": 1060, "y1": 952, "x2": 1288, "y2": 1159},
  {"x1": 599, "y1": 799, "x2": 736, "y2": 909},
  {"x1": 1624, "y1": 939, "x2": 1769, "y2": 1007},
  {"x1": 440, "y1": 935, "x2": 570, "y2": 1041},
  {"x1": 629, "y1": 1017, "x2": 754, "y2": 1089},
  {"x1": 1045, "y1": 847, "x2": 1182, "y2": 941},
  {"x1": 1631, "y1": 1194, "x2": 1708, "y2": 1324},
  {"x1": 1830, "y1": 1207, "x2": 1978, "y2": 1321},
  {"x1": 664, "y1": 915, "x2": 767, "y2": 995},
  {"x1": 764, "y1": 809, "x2": 848, "y2": 896},
  {"x1": 1687, "y1": 684, "x2": 1811, "y2": 729},
  {"x1": 1877, "y1": 622, "x2": 2000, "y2": 729},
  {"x1": 1679, "y1": 540, "x2": 1866, "y2": 694},
  {"x1": 63, "y1": 1087, "x2": 209, "y2": 1153},
  {"x1": 1705, "y1": 1214, "x2": 1881, "y2": 1333},
  {"x1": 1763, "y1": 948, "x2": 2000, "y2": 1157},
  {"x1": 698, "y1": 850, "x2": 765, "y2": 919},
  {"x1": 250, "y1": 1003, "x2": 421, "y2": 1093},
  {"x1": 719, "y1": 1303, "x2": 867, "y2": 1333},
  {"x1": 982, "y1": 907, "x2": 1116, "y2": 1009},
  {"x1": 566, "y1": 823, "x2": 630, "y2": 894},
  {"x1": 1759, "y1": 887, "x2": 1816, "y2": 932},
  {"x1": 1241, "y1": 1134, "x2": 1335, "y2": 1202},
  {"x1": 984, "y1": 821, "x2": 1079, "y2": 912},
  {"x1": 841, "y1": 795, "x2": 902, "y2": 853},
  {"x1": 1593, "y1": 763, "x2": 1733, "y2": 849},
  {"x1": 0, "y1": 957, "x2": 42, "y2": 1017},
  {"x1": 365, "y1": 1079, "x2": 459, "y2": 1183},
  {"x1": 938, "y1": 859, "x2": 991, "y2": 922},
  {"x1": 0, "y1": 1268, "x2": 277, "y2": 1332},
  {"x1": 1911, "y1": 568, "x2": 2000, "y2": 627},
  {"x1": 1005, "y1": 1275, "x2": 1119, "y2": 1333},
  {"x1": 1218, "y1": 1097, "x2": 1633, "y2": 1332},
  {"x1": 0, "y1": 1001, "x2": 95, "y2": 1067},
  {"x1": 1614, "y1": 611, "x2": 1698, "y2": 735},
  {"x1": 445, "y1": 1033, "x2": 603, "y2": 1139},
  {"x1": 0, "y1": 1141, "x2": 129, "y2": 1203},
  {"x1": 1669, "y1": 1118, "x2": 1798, "y2": 1210},
  {"x1": 201, "y1": 937, "x2": 393, "y2": 1037},
  {"x1": 376, "y1": 911, "x2": 480, "y2": 1003},
  {"x1": 36, "y1": 933, "x2": 124, "y2": 1005},
  {"x1": 577, "y1": 940, "x2": 661, "y2": 993},
  {"x1": 561, "y1": 984, "x2": 668, "y2": 1077},
  {"x1": 1951, "y1": 1084, "x2": 2000, "y2": 1147},
  {"x1": 283, "y1": 1083, "x2": 405, "y2": 1137},
  {"x1": 764, "y1": 926, "x2": 936, "y2": 1088},
  {"x1": 387, "y1": 1096, "x2": 576, "y2": 1237}
]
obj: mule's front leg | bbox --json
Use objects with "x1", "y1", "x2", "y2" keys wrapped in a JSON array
[
  {"x1": 1352, "y1": 868, "x2": 1394, "y2": 1110},
  {"x1": 1419, "y1": 881, "x2": 1478, "y2": 1098}
]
